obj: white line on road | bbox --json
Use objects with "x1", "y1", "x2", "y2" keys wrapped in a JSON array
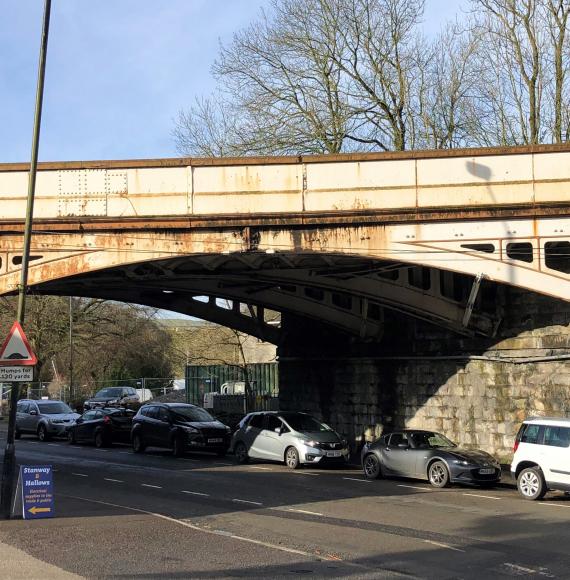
[
  {"x1": 47, "y1": 443, "x2": 60, "y2": 447},
  {"x1": 104, "y1": 478, "x2": 123, "y2": 483},
  {"x1": 292, "y1": 472, "x2": 319, "y2": 476},
  {"x1": 343, "y1": 477, "x2": 371, "y2": 483},
  {"x1": 249, "y1": 466, "x2": 273, "y2": 471},
  {"x1": 423, "y1": 539, "x2": 465, "y2": 553},
  {"x1": 232, "y1": 499, "x2": 263, "y2": 506},
  {"x1": 274, "y1": 508, "x2": 324, "y2": 517},
  {"x1": 398, "y1": 484, "x2": 431, "y2": 491},
  {"x1": 64, "y1": 494, "x2": 327, "y2": 560},
  {"x1": 117, "y1": 452, "x2": 131, "y2": 455},
  {"x1": 214, "y1": 462, "x2": 233, "y2": 466},
  {"x1": 71, "y1": 473, "x2": 88, "y2": 477},
  {"x1": 94, "y1": 449, "x2": 108, "y2": 452},
  {"x1": 463, "y1": 493, "x2": 501, "y2": 500},
  {"x1": 141, "y1": 484, "x2": 162, "y2": 489},
  {"x1": 542, "y1": 502, "x2": 570, "y2": 509},
  {"x1": 181, "y1": 491, "x2": 210, "y2": 497}
]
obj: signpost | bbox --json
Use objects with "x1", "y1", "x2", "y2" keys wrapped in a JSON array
[{"x1": 19, "y1": 466, "x2": 54, "y2": 520}]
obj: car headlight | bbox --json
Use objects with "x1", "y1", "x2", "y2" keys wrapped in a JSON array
[
  {"x1": 181, "y1": 425, "x2": 198, "y2": 433},
  {"x1": 225, "y1": 426, "x2": 231, "y2": 433},
  {"x1": 453, "y1": 459, "x2": 470, "y2": 466},
  {"x1": 305, "y1": 440, "x2": 320, "y2": 448}
]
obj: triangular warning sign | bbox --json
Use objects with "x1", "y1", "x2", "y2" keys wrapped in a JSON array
[{"x1": 0, "y1": 322, "x2": 37, "y2": 366}]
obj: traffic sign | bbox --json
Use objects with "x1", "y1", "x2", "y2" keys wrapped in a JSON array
[
  {"x1": 0, "y1": 367, "x2": 33, "y2": 382},
  {"x1": 0, "y1": 322, "x2": 37, "y2": 366},
  {"x1": 20, "y1": 465, "x2": 54, "y2": 520}
]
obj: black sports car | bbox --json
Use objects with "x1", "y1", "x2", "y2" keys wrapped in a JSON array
[{"x1": 361, "y1": 429, "x2": 501, "y2": 487}]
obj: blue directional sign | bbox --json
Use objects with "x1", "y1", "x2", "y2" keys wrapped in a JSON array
[{"x1": 20, "y1": 465, "x2": 54, "y2": 519}]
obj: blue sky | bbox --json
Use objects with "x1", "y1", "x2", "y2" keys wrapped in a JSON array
[{"x1": 1, "y1": 0, "x2": 467, "y2": 164}]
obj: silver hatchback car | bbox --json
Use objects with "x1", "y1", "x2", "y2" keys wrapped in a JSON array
[
  {"x1": 16, "y1": 399, "x2": 80, "y2": 441},
  {"x1": 231, "y1": 411, "x2": 349, "y2": 469}
]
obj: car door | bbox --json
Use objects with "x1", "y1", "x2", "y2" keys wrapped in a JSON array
[
  {"x1": 75, "y1": 410, "x2": 98, "y2": 441},
  {"x1": 141, "y1": 406, "x2": 161, "y2": 445},
  {"x1": 540, "y1": 425, "x2": 570, "y2": 487},
  {"x1": 27, "y1": 402, "x2": 40, "y2": 434},
  {"x1": 156, "y1": 407, "x2": 173, "y2": 448},
  {"x1": 259, "y1": 415, "x2": 287, "y2": 460},
  {"x1": 16, "y1": 401, "x2": 29, "y2": 432},
  {"x1": 244, "y1": 414, "x2": 266, "y2": 459},
  {"x1": 381, "y1": 433, "x2": 414, "y2": 476}
]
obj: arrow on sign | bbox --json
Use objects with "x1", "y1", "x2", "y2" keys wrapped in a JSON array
[{"x1": 28, "y1": 506, "x2": 51, "y2": 515}]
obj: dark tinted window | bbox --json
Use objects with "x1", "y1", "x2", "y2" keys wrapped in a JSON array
[
  {"x1": 17, "y1": 402, "x2": 29, "y2": 413},
  {"x1": 144, "y1": 406, "x2": 159, "y2": 419},
  {"x1": 389, "y1": 433, "x2": 409, "y2": 446},
  {"x1": 95, "y1": 388, "x2": 124, "y2": 398},
  {"x1": 170, "y1": 406, "x2": 214, "y2": 422},
  {"x1": 521, "y1": 424, "x2": 541, "y2": 444},
  {"x1": 249, "y1": 414, "x2": 264, "y2": 429},
  {"x1": 543, "y1": 426, "x2": 570, "y2": 448},
  {"x1": 82, "y1": 411, "x2": 98, "y2": 421},
  {"x1": 266, "y1": 415, "x2": 282, "y2": 432},
  {"x1": 280, "y1": 413, "x2": 332, "y2": 433},
  {"x1": 37, "y1": 402, "x2": 72, "y2": 414},
  {"x1": 158, "y1": 408, "x2": 170, "y2": 422}
]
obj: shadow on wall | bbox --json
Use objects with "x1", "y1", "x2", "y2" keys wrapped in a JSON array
[{"x1": 278, "y1": 284, "x2": 570, "y2": 458}]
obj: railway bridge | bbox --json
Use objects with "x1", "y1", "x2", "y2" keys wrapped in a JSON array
[{"x1": 1, "y1": 144, "x2": 570, "y2": 454}]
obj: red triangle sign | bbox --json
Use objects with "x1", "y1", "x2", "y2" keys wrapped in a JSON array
[{"x1": 0, "y1": 322, "x2": 37, "y2": 366}]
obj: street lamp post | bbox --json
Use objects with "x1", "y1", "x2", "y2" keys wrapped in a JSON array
[{"x1": 0, "y1": 0, "x2": 52, "y2": 519}]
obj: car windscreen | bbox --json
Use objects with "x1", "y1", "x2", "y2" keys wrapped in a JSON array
[
  {"x1": 280, "y1": 413, "x2": 332, "y2": 433},
  {"x1": 170, "y1": 406, "x2": 214, "y2": 423},
  {"x1": 95, "y1": 388, "x2": 122, "y2": 398},
  {"x1": 38, "y1": 402, "x2": 73, "y2": 414},
  {"x1": 411, "y1": 432, "x2": 456, "y2": 449}
]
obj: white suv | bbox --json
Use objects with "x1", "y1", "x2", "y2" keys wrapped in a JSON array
[{"x1": 511, "y1": 417, "x2": 570, "y2": 500}]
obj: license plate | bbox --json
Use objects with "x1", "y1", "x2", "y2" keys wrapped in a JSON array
[
  {"x1": 479, "y1": 468, "x2": 495, "y2": 474},
  {"x1": 208, "y1": 438, "x2": 223, "y2": 443},
  {"x1": 326, "y1": 450, "x2": 342, "y2": 457}
]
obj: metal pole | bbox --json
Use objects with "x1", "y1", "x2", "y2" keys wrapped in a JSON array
[
  {"x1": 1, "y1": 0, "x2": 51, "y2": 519},
  {"x1": 69, "y1": 296, "x2": 73, "y2": 402}
]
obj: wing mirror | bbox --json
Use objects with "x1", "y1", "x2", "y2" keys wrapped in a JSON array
[
  {"x1": 274, "y1": 427, "x2": 282, "y2": 435},
  {"x1": 29, "y1": 409, "x2": 38, "y2": 416}
]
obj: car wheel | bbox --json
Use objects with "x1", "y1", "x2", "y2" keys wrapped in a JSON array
[
  {"x1": 172, "y1": 436, "x2": 184, "y2": 457},
  {"x1": 68, "y1": 430, "x2": 76, "y2": 444},
  {"x1": 428, "y1": 460, "x2": 450, "y2": 488},
  {"x1": 363, "y1": 453, "x2": 382, "y2": 480},
  {"x1": 94, "y1": 430, "x2": 107, "y2": 448},
  {"x1": 14, "y1": 428, "x2": 21, "y2": 440},
  {"x1": 132, "y1": 433, "x2": 146, "y2": 453},
  {"x1": 517, "y1": 467, "x2": 546, "y2": 501},
  {"x1": 285, "y1": 446, "x2": 300, "y2": 469},
  {"x1": 234, "y1": 442, "x2": 249, "y2": 464},
  {"x1": 38, "y1": 424, "x2": 50, "y2": 442}
]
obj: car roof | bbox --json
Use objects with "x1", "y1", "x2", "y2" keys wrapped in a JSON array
[
  {"x1": 142, "y1": 403, "x2": 196, "y2": 408},
  {"x1": 523, "y1": 417, "x2": 570, "y2": 426},
  {"x1": 25, "y1": 399, "x2": 65, "y2": 405}
]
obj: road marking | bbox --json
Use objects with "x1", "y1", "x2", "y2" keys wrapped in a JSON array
[
  {"x1": 117, "y1": 451, "x2": 131, "y2": 455},
  {"x1": 232, "y1": 499, "x2": 263, "y2": 506},
  {"x1": 64, "y1": 494, "x2": 329, "y2": 560},
  {"x1": 47, "y1": 443, "x2": 60, "y2": 447},
  {"x1": 104, "y1": 478, "x2": 123, "y2": 483},
  {"x1": 343, "y1": 477, "x2": 371, "y2": 483},
  {"x1": 398, "y1": 484, "x2": 431, "y2": 491},
  {"x1": 423, "y1": 539, "x2": 465, "y2": 553},
  {"x1": 71, "y1": 473, "x2": 88, "y2": 477},
  {"x1": 542, "y1": 502, "x2": 570, "y2": 509},
  {"x1": 141, "y1": 484, "x2": 162, "y2": 489},
  {"x1": 274, "y1": 508, "x2": 324, "y2": 517},
  {"x1": 292, "y1": 472, "x2": 319, "y2": 476},
  {"x1": 249, "y1": 466, "x2": 273, "y2": 471},
  {"x1": 181, "y1": 491, "x2": 210, "y2": 497},
  {"x1": 214, "y1": 462, "x2": 232, "y2": 466},
  {"x1": 503, "y1": 563, "x2": 554, "y2": 577},
  {"x1": 94, "y1": 449, "x2": 108, "y2": 452},
  {"x1": 463, "y1": 493, "x2": 501, "y2": 500}
]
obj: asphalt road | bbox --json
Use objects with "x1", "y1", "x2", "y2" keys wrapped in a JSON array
[{"x1": 0, "y1": 433, "x2": 569, "y2": 579}]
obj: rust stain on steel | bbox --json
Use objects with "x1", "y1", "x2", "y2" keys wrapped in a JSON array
[
  {"x1": 2, "y1": 143, "x2": 570, "y2": 173},
  {"x1": 1, "y1": 203, "x2": 570, "y2": 234}
]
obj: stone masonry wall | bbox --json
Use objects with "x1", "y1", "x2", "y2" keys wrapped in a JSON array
[{"x1": 278, "y1": 287, "x2": 570, "y2": 461}]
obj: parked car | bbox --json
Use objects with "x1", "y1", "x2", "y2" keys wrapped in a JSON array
[
  {"x1": 511, "y1": 417, "x2": 570, "y2": 500},
  {"x1": 361, "y1": 429, "x2": 501, "y2": 487},
  {"x1": 15, "y1": 399, "x2": 80, "y2": 441},
  {"x1": 131, "y1": 403, "x2": 231, "y2": 457},
  {"x1": 231, "y1": 411, "x2": 350, "y2": 469},
  {"x1": 67, "y1": 407, "x2": 134, "y2": 448},
  {"x1": 84, "y1": 386, "x2": 139, "y2": 410}
]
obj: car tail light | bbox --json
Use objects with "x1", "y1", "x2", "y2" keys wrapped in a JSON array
[
  {"x1": 513, "y1": 440, "x2": 519, "y2": 453},
  {"x1": 103, "y1": 415, "x2": 111, "y2": 424}
]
